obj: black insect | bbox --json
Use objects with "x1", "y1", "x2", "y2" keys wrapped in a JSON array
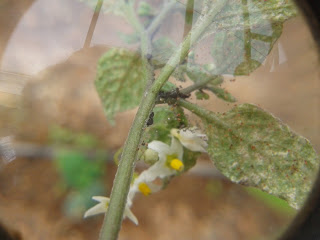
[
  {"x1": 146, "y1": 111, "x2": 154, "y2": 126},
  {"x1": 158, "y1": 88, "x2": 190, "y2": 103}
]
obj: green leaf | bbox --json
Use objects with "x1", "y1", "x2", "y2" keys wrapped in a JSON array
[
  {"x1": 195, "y1": 90, "x2": 210, "y2": 100},
  {"x1": 206, "y1": 86, "x2": 236, "y2": 102},
  {"x1": 245, "y1": 186, "x2": 296, "y2": 216},
  {"x1": 183, "y1": 148, "x2": 200, "y2": 172},
  {"x1": 204, "y1": 104, "x2": 319, "y2": 209},
  {"x1": 207, "y1": 0, "x2": 297, "y2": 75},
  {"x1": 160, "y1": 81, "x2": 176, "y2": 93},
  {"x1": 95, "y1": 48, "x2": 147, "y2": 123}
]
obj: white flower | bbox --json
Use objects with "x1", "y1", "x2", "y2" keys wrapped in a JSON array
[
  {"x1": 83, "y1": 196, "x2": 138, "y2": 225},
  {"x1": 170, "y1": 128, "x2": 208, "y2": 153},
  {"x1": 128, "y1": 178, "x2": 161, "y2": 203},
  {"x1": 142, "y1": 137, "x2": 184, "y2": 181}
]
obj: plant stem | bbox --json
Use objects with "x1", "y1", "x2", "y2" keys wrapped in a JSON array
[
  {"x1": 84, "y1": 0, "x2": 104, "y2": 48},
  {"x1": 99, "y1": 1, "x2": 228, "y2": 239},
  {"x1": 180, "y1": 76, "x2": 221, "y2": 95},
  {"x1": 177, "y1": 99, "x2": 229, "y2": 129}
]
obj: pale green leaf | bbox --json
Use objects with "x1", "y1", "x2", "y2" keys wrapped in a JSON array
[
  {"x1": 95, "y1": 48, "x2": 146, "y2": 123},
  {"x1": 206, "y1": 0, "x2": 297, "y2": 75},
  {"x1": 204, "y1": 104, "x2": 319, "y2": 209}
]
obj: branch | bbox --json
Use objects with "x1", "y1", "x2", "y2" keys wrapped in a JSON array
[
  {"x1": 177, "y1": 98, "x2": 229, "y2": 129},
  {"x1": 180, "y1": 76, "x2": 222, "y2": 95},
  {"x1": 99, "y1": 1, "x2": 228, "y2": 239}
]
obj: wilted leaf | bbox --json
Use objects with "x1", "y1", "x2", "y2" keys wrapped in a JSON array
[
  {"x1": 206, "y1": 0, "x2": 297, "y2": 75},
  {"x1": 95, "y1": 48, "x2": 146, "y2": 123},
  {"x1": 204, "y1": 104, "x2": 319, "y2": 209}
]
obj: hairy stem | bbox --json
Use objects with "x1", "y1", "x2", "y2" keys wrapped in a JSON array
[
  {"x1": 99, "y1": 1, "x2": 228, "y2": 239},
  {"x1": 177, "y1": 99, "x2": 228, "y2": 129}
]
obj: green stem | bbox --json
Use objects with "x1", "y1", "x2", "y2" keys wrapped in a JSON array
[
  {"x1": 177, "y1": 99, "x2": 228, "y2": 129},
  {"x1": 181, "y1": 0, "x2": 194, "y2": 62},
  {"x1": 180, "y1": 76, "x2": 221, "y2": 95},
  {"x1": 99, "y1": 1, "x2": 228, "y2": 239},
  {"x1": 242, "y1": 0, "x2": 251, "y2": 63}
]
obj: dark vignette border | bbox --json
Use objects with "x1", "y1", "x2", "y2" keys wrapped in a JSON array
[{"x1": 279, "y1": 1, "x2": 320, "y2": 240}]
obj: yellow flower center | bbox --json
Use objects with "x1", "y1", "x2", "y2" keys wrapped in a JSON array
[
  {"x1": 170, "y1": 158, "x2": 184, "y2": 171},
  {"x1": 138, "y1": 182, "x2": 152, "y2": 196}
]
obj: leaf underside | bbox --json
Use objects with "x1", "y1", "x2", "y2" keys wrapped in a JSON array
[
  {"x1": 205, "y1": 104, "x2": 319, "y2": 209},
  {"x1": 95, "y1": 48, "x2": 146, "y2": 123},
  {"x1": 208, "y1": 0, "x2": 297, "y2": 75}
]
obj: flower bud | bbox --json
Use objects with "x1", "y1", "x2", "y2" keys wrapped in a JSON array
[{"x1": 143, "y1": 148, "x2": 159, "y2": 165}]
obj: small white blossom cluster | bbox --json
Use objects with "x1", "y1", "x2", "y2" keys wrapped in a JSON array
[{"x1": 84, "y1": 128, "x2": 208, "y2": 225}]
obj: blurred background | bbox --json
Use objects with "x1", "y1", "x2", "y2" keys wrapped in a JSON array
[{"x1": 0, "y1": 0, "x2": 319, "y2": 239}]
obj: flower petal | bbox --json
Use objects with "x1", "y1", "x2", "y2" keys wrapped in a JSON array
[
  {"x1": 148, "y1": 141, "x2": 170, "y2": 159},
  {"x1": 92, "y1": 196, "x2": 110, "y2": 203},
  {"x1": 84, "y1": 202, "x2": 107, "y2": 218},
  {"x1": 171, "y1": 128, "x2": 207, "y2": 152},
  {"x1": 124, "y1": 207, "x2": 139, "y2": 225},
  {"x1": 148, "y1": 160, "x2": 174, "y2": 178},
  {"x1": 170, "y1": 136, "x2": 183, "y2": 160}
]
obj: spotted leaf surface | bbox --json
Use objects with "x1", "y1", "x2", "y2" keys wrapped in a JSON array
[
  {"x1": 205, "y1": 104, "x2": 319, "y2": 209},
  {"x1": 206, "y1": 0, "x2": 297, "y2": 75},
  {"x1": 95, "y1": 48, "x2": 146, "y2": 123}
]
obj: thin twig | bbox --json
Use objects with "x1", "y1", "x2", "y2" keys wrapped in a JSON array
[{"x1": 83, "y1": 0, "x2": 104, "y2": 49}]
